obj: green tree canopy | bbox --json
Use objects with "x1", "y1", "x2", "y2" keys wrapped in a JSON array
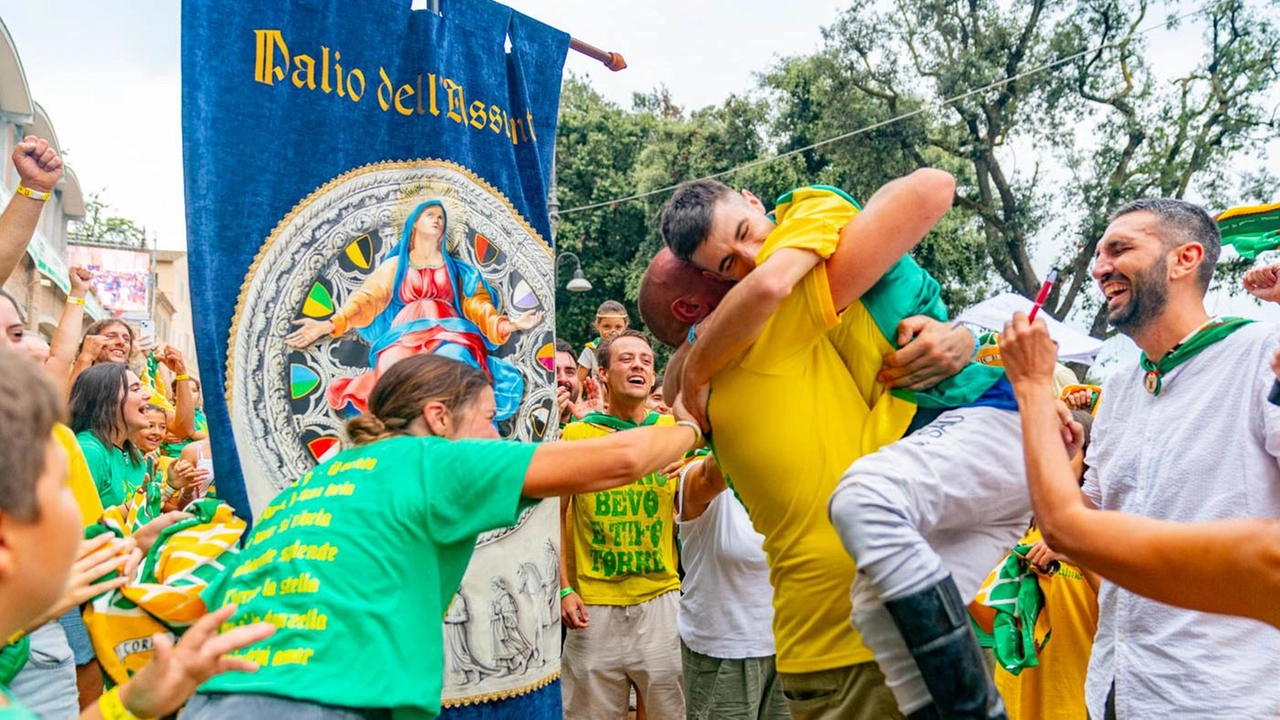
[
  {"x1": 72, "y1": 192, "x2": 147, "y2": 249},
  {"x1": 551, "y1": 0, "x2": 1280, "y2": 353}
]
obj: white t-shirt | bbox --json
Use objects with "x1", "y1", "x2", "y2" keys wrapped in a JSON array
[
  {"x1": 676, "y1": 463, "x2": 776, "y2": 659},
  {"x1": 577, "y1": 343, "x2": 598, "y2": 375},
  {"x1": 1082, "y1": 321, "x2": 1280, "y2": 719}
]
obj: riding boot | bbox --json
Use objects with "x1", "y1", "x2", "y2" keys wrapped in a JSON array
[{"x1": 884, "y1": 574, "x2": 1007, "y2": 720}]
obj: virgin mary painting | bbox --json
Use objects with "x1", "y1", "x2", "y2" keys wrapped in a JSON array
[{"x1": 285, "y1": 199, "x2": 541, "y2": 421}]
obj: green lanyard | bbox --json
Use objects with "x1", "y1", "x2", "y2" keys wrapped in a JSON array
[{"x1": 1138, "y1": 317, "x2": 1253, "y2": 395}]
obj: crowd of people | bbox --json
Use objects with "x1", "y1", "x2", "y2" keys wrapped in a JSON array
[
  {"x1": 2, "y1": 120, "x2": 1280, "y2": 720},
  {"x1": 547, "y1": 176, "x2": 1280, "y2": 720}
]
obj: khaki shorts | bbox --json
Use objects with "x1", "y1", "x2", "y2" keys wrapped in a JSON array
[
  {"x1": 562, "y1": 591, "x2": 684, "y2": 720},
  {"x1": 778, "y1": 661, "x2": 902, "y2": 720}
]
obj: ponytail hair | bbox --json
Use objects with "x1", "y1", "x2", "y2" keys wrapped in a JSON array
[
  {"x1": 345, "y1": 414, "x2": 389, "y2": 446},
  {"x1": 345, "y1": 354, "x2": 491, "y2": 446}
]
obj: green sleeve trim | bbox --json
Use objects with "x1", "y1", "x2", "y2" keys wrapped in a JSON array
[
  {"x1": 774, "y1": 185, "x2": 864, "y2": 211},
  {"x1": 808, "y1": 184, "x2": 863, "y2": 210},
  {"x1": 890, "y1": 363, "x2": 1007, "y2": 409},
  {"x1": 860, "y1": 256, "x2": 1007, "y2": 409},
  {"x1": 0, "y1": 635, "x2": 30, "y2": 685}
]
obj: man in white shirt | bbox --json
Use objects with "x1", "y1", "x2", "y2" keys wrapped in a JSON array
[
  {"x1": 676, "y1": 453, "x2": 786, "y2": 719},
  {"x1": 1067, "y1": 198, "x2": 1280, "y2": 718}
]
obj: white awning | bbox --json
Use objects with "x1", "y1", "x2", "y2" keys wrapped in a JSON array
[{"x1": 956, "y1": 292, "x2": 1104, "y2": 366}]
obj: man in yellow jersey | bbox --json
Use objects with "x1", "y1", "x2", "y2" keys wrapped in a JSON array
[
  {"x1": 656, "y1": 170, "x2": 1034, "y2": 720},
  {"x1": 559, "y1": 330, "x2": 684, "y2": 719},
  {"x1": 643, "y1": 169, "x2": 978, "y2": 720}
]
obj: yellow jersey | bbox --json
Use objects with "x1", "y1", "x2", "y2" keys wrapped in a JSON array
[
  {"x1": 55, "y1": 423, "x2": 104, "y2": 527},
  {"x1": 994, "y1": 527, "x2": 1098, "y2": 720},
  {"x1": 562, "y1": 413, "x2": 681, "y2": 606},
  {"x1": 708, "y1": 265, "x2": 883, "y2": 673},
  {"x1": 708, "y1": 185, "x2": 1000, "y2": 672}
]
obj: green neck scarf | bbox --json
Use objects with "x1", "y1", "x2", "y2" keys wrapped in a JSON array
[
  {"x1": 973, "y1": 543, "x2": 1044, "y2": 676},
  {"x1": 0, "y1": 635, "x2": 29, "y2": 685},
  {"x1": 1138, "y1": 316, "x2": 1253, "y2": 396},
  {"x1": 580, "y1": 409, "x2": 660, "y2": 431}
]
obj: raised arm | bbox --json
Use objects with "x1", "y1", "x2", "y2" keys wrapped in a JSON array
[
  {"x1": 1001, "y1": 313, "x2": 1280, "y2": 629},
  {"x1": 682, "y1": 247, "x2": 820, "y2": 394},
  {"x1": 824, "y1": 168, "x2": 955, "y2": 311},
  {"x1": 160, "y1": 346, "x2": 195, "y2": 439},
  {"x1": 46, "y1": 267, "x2": 92, "y2": 396},
  {"x1": 0, "y1": 137, "x2": 63, "y2": 284},
  {"x1": 677, "y1": 453, "x2": 727, "y2": 522},
  {"x1": 833, "y1": 170, "x2": 967, "y2": 390},
  {"x1": 523, "y1": 423, "x2": 700, "y2": 498}
]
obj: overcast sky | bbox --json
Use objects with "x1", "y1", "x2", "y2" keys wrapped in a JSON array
[
  {"x1": 0, "y1": 0, "x2": 847, "y2": 252},
  {"x1": 1, "y1": 0, "x2": 1276, "y2": 360}
]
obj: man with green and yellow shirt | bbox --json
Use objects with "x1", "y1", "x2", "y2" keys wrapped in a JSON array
[
  {"x1": 652, "y1": 171, "x2": 1030, "y2": 719},
  {"x1": 559, "y1": 329, "x2": 684, "y2": 720}
]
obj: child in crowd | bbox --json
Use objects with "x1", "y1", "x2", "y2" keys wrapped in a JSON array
[
  {"x1": 131, "y1": 404, "x2": 200, "y2": 511},
  {"x1": 577, "y1": 299, "x2": 630, "y2": 384},
  {"x1": 972, "y1": 409, "x2": 1098, "y2": 720}
]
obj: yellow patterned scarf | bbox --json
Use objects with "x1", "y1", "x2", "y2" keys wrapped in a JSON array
[{"x1": 82, "y1": 492, "x2": 244, "y2": 684}]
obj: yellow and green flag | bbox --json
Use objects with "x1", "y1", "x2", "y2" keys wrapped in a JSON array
[{"x1": 1218, "y1": 201, "x2": 1280, "y2": 259}]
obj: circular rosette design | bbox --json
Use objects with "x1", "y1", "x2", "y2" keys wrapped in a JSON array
[{"x1": 229, "y1": 160, "x2": 555, "y2": 505}]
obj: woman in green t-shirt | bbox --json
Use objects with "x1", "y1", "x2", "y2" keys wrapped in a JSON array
[
  {"x1": 186, "y1": 353, "x2": 702, "y2": 720},
  {"x1": 69, "y1": 363, "x2": 153, "y2": 509}
]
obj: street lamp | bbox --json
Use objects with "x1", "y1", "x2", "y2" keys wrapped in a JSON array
[{"x1": 556, "y1": 252, "x2": 593, "y2": 293}]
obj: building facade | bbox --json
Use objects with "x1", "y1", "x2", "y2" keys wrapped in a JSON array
[{"x1": 155, "y1": 249, "x2": 198, "y2": 369}]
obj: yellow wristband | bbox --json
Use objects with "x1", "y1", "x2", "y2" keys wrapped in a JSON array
[
  {"x1": 6, "y1": 628, "x2": 27, "y2": 645},
  {"x1": 98, "y1": 687, "x2": 152, "y2": 720},
  {"x1": 15, "y1": 184, "x2": 51, "y2": 202},
  {"x1": 174, "y1": 373, "x2": 190, "y2": 381},
  {"x1": 67, "y1": 296, "x2": 85, "y2": 306}
]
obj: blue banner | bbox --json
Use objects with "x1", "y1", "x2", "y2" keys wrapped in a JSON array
[{"x1": 182, "y1": 0, "x2": 567, "y2": 713}]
